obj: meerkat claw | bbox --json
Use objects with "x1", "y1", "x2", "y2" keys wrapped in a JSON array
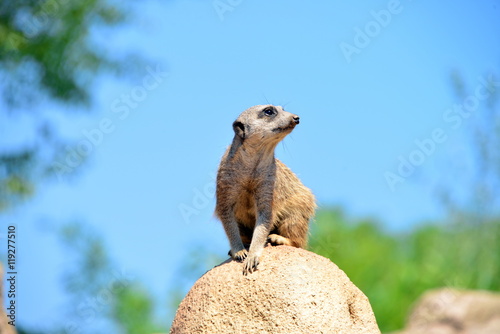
[
  {"x1": 242, "y1": 254, "x2": 260, "y2": 275},
  {"x1": 230, "y1": 248, "x2": 248, "y2": 261}
]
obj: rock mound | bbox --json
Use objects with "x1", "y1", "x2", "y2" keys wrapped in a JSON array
[
  {"x1": 396, "y1": 288, "x2": 500, "y2": 334},
  {"x1": 170, "y1": 246, "x2": 380, "y2": 334}
]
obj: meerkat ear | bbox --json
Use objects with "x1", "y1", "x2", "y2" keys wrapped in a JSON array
[{"x1": 233, "y1": 121, "x2": 245, "y2": 139}]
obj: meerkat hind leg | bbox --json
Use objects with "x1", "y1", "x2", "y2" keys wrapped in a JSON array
[{"x1": 268, "y1": 234, "x2": 293, "y2": 246}]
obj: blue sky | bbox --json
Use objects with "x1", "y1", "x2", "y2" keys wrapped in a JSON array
[{"x1": 1, "y1": 0, "x2": 500, "y2": 331}]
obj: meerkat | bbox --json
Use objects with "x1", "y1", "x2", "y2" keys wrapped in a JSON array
[{"x1": 215, "y1": 105, "x2": 316, "y2": 275}]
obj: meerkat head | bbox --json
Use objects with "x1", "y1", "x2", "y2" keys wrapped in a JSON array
[{"x1": 232, "y1": 105, "x2": 300, "y2": 146}]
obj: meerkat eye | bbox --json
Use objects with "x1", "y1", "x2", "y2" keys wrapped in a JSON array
[{"x1": 263, "y1": 107, "x2": 276, "y2": 116}]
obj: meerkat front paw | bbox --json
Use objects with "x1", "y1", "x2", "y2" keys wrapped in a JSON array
[
  {"x1": 242, "y1": 253, "x2": 260, "y2": 275},
  {"x1": 229, "y1": 248, "x2": 248, "y2": 261}
]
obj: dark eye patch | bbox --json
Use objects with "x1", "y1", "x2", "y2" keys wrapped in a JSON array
[{"x1": 262, "y1": 107, "x2": 277, "y2": 117}]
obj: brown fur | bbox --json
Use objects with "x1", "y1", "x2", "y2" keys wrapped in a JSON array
[{"x1": 215, "y1": 105, "x2": 316, "y2": 275}]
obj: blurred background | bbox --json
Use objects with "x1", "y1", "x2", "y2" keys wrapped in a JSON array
[{"x1": 1, "y1": 0, "x2": 499, "y2": 333}]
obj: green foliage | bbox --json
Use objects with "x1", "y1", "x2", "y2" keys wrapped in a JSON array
[
  {"x1": 0, "y1": 149, "x2": 36, "y2": 210},
  {"x1": 0, "y1": 0, "x2": 137, "y2": 212},
  {"x1": 59, "y1": 222, "x2": 112, "y2": 298},
  {"x1": 0, "y1": 0, "x2": 126, "y2": 106},
  {"x1": 17, "y1": 221, "x2": 167, "y2": 334},
  {"x1": 444, "y1": 71, "x2": 500, "y2": 217},
  {"x1": 309, "y1": 208, "x2": 500, "y2": 333},
  {"x1": 112, "y1": 285, "x2": 162, "y2": 334}
]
